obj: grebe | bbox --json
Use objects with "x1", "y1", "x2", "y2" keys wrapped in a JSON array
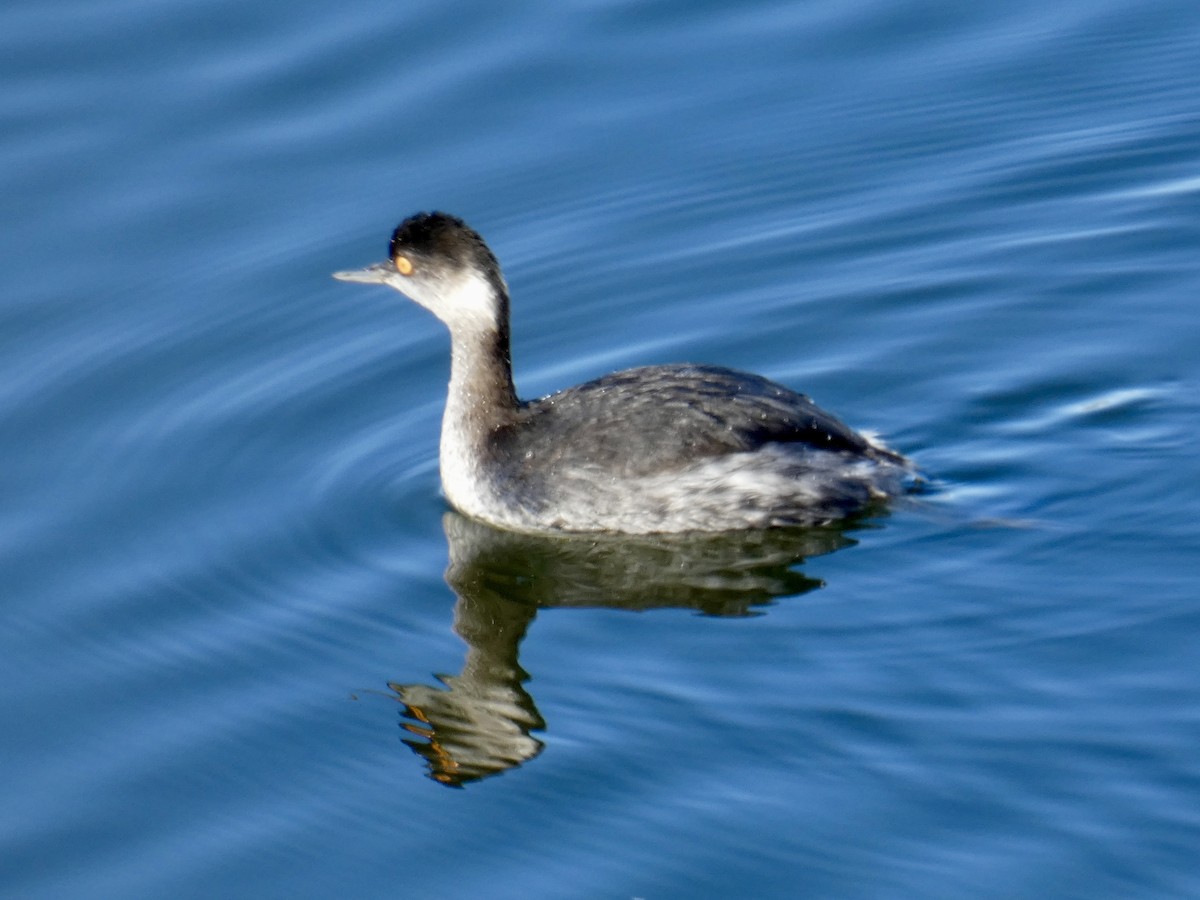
[{"x1": 334, "y1": 212, "x2": 912, "y2": 534}]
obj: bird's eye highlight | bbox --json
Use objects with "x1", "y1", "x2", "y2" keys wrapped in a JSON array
[{"x1": 394, "y1": 255, "x2": 414, "y2": 276}]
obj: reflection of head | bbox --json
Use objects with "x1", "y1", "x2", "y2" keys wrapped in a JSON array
[
  {"x1": 393, "y1": 513, "x2": 862, "y2": 786},
  {"x1": 393, "y1": 674, "x2": 544, "y2": 788},
  {"x1": 392, "y1": 586, "x2": 542, "y2": 788}
]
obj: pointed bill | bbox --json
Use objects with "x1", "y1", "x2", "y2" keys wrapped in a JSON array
[{"x1": 332, "y1": 261, "x2": 395, "y2": 284}]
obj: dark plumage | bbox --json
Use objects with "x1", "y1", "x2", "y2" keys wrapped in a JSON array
[
  {"x1": 334, "y1": 212, "x2": 914, "y2": 534},
  {"x1": 506, "y1": 364, "x2": 896, "y2": 476}
]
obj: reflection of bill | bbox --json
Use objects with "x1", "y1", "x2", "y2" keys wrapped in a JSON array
[{"x1": 390, "y1": 511, "x2": 862, "y2": 787}]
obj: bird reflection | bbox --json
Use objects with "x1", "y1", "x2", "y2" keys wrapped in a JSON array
[{"x1": 391, "y1": 512, "x2": 862, "y2": 787}]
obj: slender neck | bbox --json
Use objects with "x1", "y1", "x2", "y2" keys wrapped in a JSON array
[
  {"x1": 430, "y1": 272, "x2": 521, "y2": 517},
  {"x1": 445, "y1": 318, "x2": 520, "y2": 437}
]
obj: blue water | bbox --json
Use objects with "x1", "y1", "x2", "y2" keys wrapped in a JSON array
[{"x1": 3, "y1": 0, "x2": 1200, "y2": 897}]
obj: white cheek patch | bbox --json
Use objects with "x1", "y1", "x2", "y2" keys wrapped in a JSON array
[
  {"x1": 446, "y1": 271, "x2": 501, "y2": 332},
  {"x1": 404, "y1": 270, "x2": 498, "y2": 334}
]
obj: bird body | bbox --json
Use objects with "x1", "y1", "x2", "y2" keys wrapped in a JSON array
[{"x1": 335, "y1": 212, "x2": 912, "y2": 534}]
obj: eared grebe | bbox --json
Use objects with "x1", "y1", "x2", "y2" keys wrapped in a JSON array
[{"x1": 334, "y1": 212, "x2": 912, "y2": 534}]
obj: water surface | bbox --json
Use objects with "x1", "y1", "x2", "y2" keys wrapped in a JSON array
[{"x1": 3, "y1": 0, "x2": 1200, "y2": 897}]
